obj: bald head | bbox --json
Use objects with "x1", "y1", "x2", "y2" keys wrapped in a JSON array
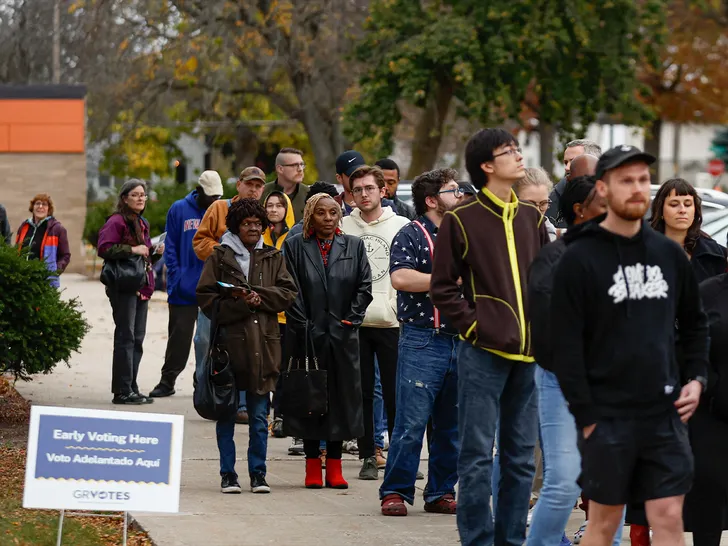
[{"x1": 568, "y1": 154, "x2": 599, "y2": 181}]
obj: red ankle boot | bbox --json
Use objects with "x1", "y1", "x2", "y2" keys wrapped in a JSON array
[
  {"x1": 630, "y1": 524, "x2": 651, "y2": 546},
  {"x1": 305, "y1": 458, "x2": 323, "y2": 489},
  {"x1": 325, "y1": 458, "x2": 349, "y2": 489}
]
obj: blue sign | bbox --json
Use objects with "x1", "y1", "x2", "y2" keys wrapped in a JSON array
[{"x1": 35, "y1": 414, "x2": 173, "y2": 484}]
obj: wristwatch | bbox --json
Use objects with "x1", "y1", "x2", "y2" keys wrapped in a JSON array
[{"x1": 689, "y1": 376, "x2": 708, "y2": 392}]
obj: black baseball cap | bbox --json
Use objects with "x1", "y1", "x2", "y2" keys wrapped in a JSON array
[
  {"x1": 335, "y1": 150, "x2": 366, "y2": 177},
  {"x1": 595, "y1": 145, "x2": 656, "y2": 181},
  {"x1": 458, "y1": 181, "x2": 477, "y2": 196}
]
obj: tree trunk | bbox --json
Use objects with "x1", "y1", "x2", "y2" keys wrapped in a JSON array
[
  {"x1": 643, "y1": 118, "x2": 662, "y2": 183},
  {"x1": 406, "y1": 82, "x2": 454, "y2": 180},
  {"x1": 539, "y1": 122, "x2": 555, "y2": 178},
  {"x1": 234, "y1": 126, "x2": 259, "y2": 175}
]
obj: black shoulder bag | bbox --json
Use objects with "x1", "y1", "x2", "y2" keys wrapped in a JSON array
[
  {"x1": 193, "y1": 299, "x2": 239, "y2": 421},
  {"x1": 100, "y1": 255, "x2": 147, "y2": 292},
  {"x1": 281, "y1": 321, "x2": 328, "y2": 417}
]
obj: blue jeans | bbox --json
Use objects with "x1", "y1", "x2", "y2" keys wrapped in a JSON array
[
  {"x1": 528, "y1": 367, "x2": 625, "y2": 546},
  {"x1": 457, "y1": 342, "x2": 538, "y2": 546},
  {"x1": 379, "y1": 326, "x2": 459, "y2": 504},
  {"x1": 374, "y1": 357, "x2": 387, "y2": 449},
  {"x1": 216, "y1": 390, "x2": 269, "y2": 478},
  {"x1": 195, "y1": 310, "x2": 246, "y2": 411}
]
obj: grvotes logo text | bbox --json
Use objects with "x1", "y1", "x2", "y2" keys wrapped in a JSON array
[{"x1": 73, "y1": 489, "x2": 131, "y2": 501}]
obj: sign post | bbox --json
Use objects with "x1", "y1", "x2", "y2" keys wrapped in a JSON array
[{"x1": 23, "y1": 406, "x2": 184, "y2": 545}]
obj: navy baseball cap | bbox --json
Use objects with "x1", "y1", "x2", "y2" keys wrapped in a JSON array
[
  {"x1": 335, "y1": 150, "x2": 366, "y2": 177},
  {"x1": 595, "y1": 145, "x2": 656, "y2": 181}
]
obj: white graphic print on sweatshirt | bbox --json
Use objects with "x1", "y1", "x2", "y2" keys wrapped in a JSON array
[{"x1": 608, "y1": 263, "x2": 669, "y2": 304}]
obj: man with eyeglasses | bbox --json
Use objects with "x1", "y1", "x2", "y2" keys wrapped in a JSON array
[
  {"x1": 430, "y1": 128, "x2": 549, "y2": 546},
  {"x1": 379, "y1": 168, "x2": 462, "y2": 517},
  {"x1": 261, "y1": 147, "x2": 309, "y2": 223},
  {"x1": 342, "y1": 165, "x2": 409, "y2": 481}
]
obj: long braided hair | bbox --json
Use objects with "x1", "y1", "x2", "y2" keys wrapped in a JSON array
[{"x1": 303, "y1": 193, "x2": 341, "y2": 239}]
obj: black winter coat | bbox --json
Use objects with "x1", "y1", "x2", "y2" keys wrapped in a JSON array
[
  {"x1": 690, "y1": 235, "x2": 726, "y2": 283},
  {"x1": 282, "y1": 233, "x2": 373, "y2": 441}
]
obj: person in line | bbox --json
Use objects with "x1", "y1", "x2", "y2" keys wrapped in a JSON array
[
  {"x1": 334, "y1": 150, "x2": 400, "y2": 218},
  {"x1": 514, "y1": 167, "x2": 557, "y2": 242},
  {"x1": 283, "y1": 193, "x2": 373, "y2": 490},
  {"x1": 626, "y1": 178, "x2": 728, "y2": 546},
  {"x1": 375, "y1": 158, "x2": 416, "y2": 220},
  {"x1": 193, "y1": 166, "x2": 267, "y2": 424},
  {"x1": 528, "y1": 175, "x2": 628, "y2": 546},
  {"x1": 15, "y1": 193, "x2": 71, "y2": 288},
  {"x1": 261, "y1": 148, "x2": 310, "y2": 222},
  {"x1": 0, "y1": 202, "x2": 11, "y2": 244},
  {"x1": 287, "y1": 181, "x2": 340, "y2": 240},
  {"x1": 379, "y1": 168, "x2": 462, "y2": 517},
  {"x1": 98, "y1": 180, "x2": 163, "y2": 405},
  {"x1": 262, "y1": 189, "x2": 295, "y2": 437},
  {"x1": 546, "y1": 139, "x2": 602, "y2": 227},
  {"x1": 197, "y1": 198, "x2": 297, "y2": 495},
  {"x1": 149, "y1": 171, "x2": 223, "y2": 398},
  {"x1": 342, "y1": 166, "x2": 409, "y2": 481},
  {"x1": 430, "y1": 128, "x2": 549, "y2": 546},
  {"x1": 686, "y1": 271, "x2": 728, "y2": 546},
  {"x1": 550, "y1": 146, "x2": 709, "y2": 546}
]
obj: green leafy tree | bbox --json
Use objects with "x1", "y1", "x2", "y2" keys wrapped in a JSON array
[{"x1": 0, "y1": 243, "x2": 90, "y2": 381}]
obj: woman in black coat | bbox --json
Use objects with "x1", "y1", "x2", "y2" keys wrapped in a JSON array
[{"x1": 282, "y1": 193, "x2": 373, "y2": 490}]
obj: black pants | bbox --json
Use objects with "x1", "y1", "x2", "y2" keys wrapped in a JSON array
[
  {"x1": 272, "y1": 324, "x2": 287, "y2": 417},
  {"x1": 107, "y1": 290, "x2": 149, "y2": 395},
  {"x1": 304, "y1": 440, "x2": 343, "y2": 460},
  {"x1": 358, "y1": 327, "x2": 398, "y2": 459},
  {"x1": 159, "y1": 304, "x2": 198, "y2": 389}
]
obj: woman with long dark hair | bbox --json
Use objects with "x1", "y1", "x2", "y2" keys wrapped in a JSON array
[
  {"x1": 97, "y1": 180, "x2": 162, "y2": 405},
  {"x1": 282, "y1": 193, "x2": 372, "y2": 490},
  {"x1": 650, "y1": 178, "x2": 726, "y2": 282}
]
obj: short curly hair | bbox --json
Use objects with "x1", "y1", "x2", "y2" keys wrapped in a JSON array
[
  {"x1": 226, "y1": 198, "x2": 268, "y2": 235},
  {"x1": 29, "y1": 193, "x2": 54, "y2": 216}
]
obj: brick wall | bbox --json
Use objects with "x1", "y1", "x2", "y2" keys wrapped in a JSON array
[{"x1": 0, "y1": 153, "x2": 87, "y2": 274}]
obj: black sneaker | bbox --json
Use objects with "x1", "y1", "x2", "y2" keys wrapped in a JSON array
[
  {"x1": 112, "y1": 393, "x2": 146, "y2": 405},
  {"x1": 149, "y1": 384, "x2": 175, "y2": 398},
  {"x1": 133, "y1": 392, "x2": 154, "y2": 404},
  {"x1": 250, "y1": 474, "x2": 271, "y2": 494},
  {"x1": 221, "y1": 473, "x2": 242, "y2": 494}
]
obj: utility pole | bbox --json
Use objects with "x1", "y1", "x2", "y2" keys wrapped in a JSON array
[{"x1": 52, "y1": 0, "x2": 61, "y2": 84}]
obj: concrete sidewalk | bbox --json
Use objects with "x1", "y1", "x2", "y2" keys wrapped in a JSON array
[{"x1": 16, "y1": 275, "x2": 722, "y2": 545}]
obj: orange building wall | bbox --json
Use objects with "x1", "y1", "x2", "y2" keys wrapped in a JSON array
[{"x1": 0, "y1": 99, "x2": 85, "y2": 153}]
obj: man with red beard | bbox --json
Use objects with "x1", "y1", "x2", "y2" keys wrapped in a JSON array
[{"x1": 550, "y1": 146, "x2": 709, "y2": 546}]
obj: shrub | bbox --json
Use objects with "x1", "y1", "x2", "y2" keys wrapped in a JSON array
[{"x1": 0, "y1": 242, "x2": 90, "y2": 381}]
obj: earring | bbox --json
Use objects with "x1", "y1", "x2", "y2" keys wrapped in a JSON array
[{"x1": 580, "y1": 214, "x2": 584, "y2": 218}]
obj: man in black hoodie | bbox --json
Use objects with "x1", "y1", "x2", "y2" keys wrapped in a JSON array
[{"x1": 550, "y1": 146, "x2": 709, "y2": 546}]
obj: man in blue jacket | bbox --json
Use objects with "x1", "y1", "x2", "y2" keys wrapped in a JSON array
[{"x1": 149, "y1": 171, "x2": 223, "y2": 397}]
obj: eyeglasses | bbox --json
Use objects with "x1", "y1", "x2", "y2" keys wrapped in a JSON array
[
  {"x1": 352, "y1": 185, "x2": 380, "y2": 196},
  {"x1": 240, "y1": 221, "x2": 263, "y2": 229},
  {"x1": 33, "y1": 202, "x2": 49, "y2": 208},
  {"x1": 528, "y1": 199, "x2": 552, "y2": 211},
  {"x1": 281, "y1": 162, "x2": 305, "y2": 169},
  {"x1": 128, "y1": 193, "x2": 147, "y2": 199},
  {"x1": 438, "y1": 188, "x2": 464, "y2": 198},
  {"x1": 493, "y1": 147, "x2": 523, "y2": 159}
]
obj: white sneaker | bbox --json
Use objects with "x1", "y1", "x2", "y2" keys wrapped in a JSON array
[
  {"x1": 527, "y1": 506, "x2": 534, "y2": 527},
  {"x1": 288, "y1": 437, "x2": 304, "y2": 455},
  {"x1": 574, "y1": 521, "x2": 587, "y2": 544},
  {"x1": 382, "y1": 431, "x2": 390, "y2": 451},
  {"x1": 342, "y1": 439, "x2": 359, "y2": 453}
]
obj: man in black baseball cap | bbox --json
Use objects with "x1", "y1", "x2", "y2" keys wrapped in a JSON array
[
  {"x1": 335, "y1": 151, "x2": 367, "y2": 214},
  {"x1": 550, "y1": 143, "x2": 708, "y2": 546}
]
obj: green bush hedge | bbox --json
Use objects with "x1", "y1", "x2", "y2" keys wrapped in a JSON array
[{"x1": 0, "y1": 242, "x2": 90, "y2": 381}]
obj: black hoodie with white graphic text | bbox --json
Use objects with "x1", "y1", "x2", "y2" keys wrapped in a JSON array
[{"x1": 550, "y1": 221, "x2": 709, "y2": 428}]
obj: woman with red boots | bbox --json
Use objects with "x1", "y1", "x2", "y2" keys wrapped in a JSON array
[{"x1": 282, "y1": 193, "x2": 373, "y2": 489}]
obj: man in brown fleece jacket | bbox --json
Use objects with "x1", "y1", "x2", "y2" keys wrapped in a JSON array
[{"x1": 430, "y1": 128, "x2": 549, "y2": 546}]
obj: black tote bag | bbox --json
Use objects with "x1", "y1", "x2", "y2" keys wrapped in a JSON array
[
  {"x1": 281, "y1": 321, "x2": 328, "y2": 417},
  {"x1": 100, "y1": 255, "x2": 147, "y2": 293},
  {"x1": 193, "y1": 300, "x2": 239, "y2": 421}
]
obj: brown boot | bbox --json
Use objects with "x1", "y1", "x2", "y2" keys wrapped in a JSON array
[{"x1": 375, "y1": 447, "x2": 387, "y2": 469}]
